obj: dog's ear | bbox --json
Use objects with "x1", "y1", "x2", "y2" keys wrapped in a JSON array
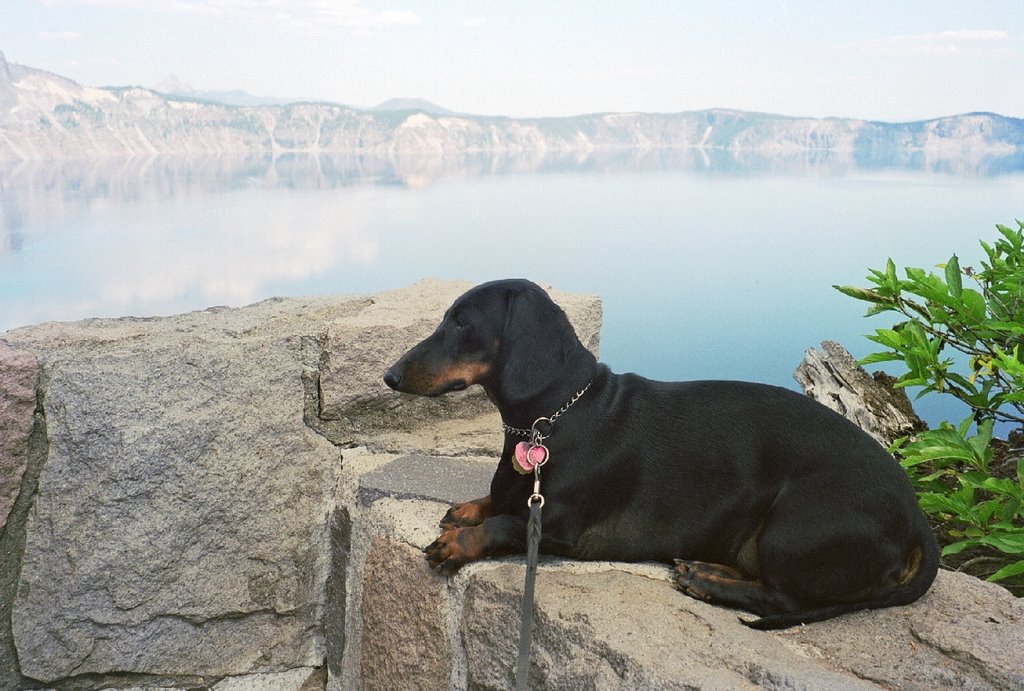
[{"x1": 499, "y1": 284, "x2": 577, "y2": 404}]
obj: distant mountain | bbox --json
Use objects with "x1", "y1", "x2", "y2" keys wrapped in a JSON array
[
  {"x1": 371, "y1": 98, "x2": 453, "y2": 115},
  {"x1": 2, "y1": 53, "x2": 1022, "y2": 170},
  {"x1": 153, "y1": 74, "x2": 306, "y2": 107}
]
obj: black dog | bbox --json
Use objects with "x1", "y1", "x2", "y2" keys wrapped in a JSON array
[{"x1": 383, "y1": 279, "x2": 939, "y2": 629}]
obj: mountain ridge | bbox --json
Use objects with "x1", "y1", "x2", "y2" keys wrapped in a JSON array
[
  {"x1": 153, "y1": 74, "x2": 313, "y2": 107},
  {"x1": 1, "y1": 53, "x2": 1021, "y2": 163},
  {"x1": 370, "y1": 97, "x2": 453, "y2": 115}
]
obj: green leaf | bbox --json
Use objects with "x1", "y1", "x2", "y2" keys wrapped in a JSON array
[
  {"x1": 945, "y1": 372, "x2": 979, "y2": 396},
  {"x1": 986, "y1": 321, "x2": 1024, "y2": 334},
  {"x1": 968, "y1": 419, "x2": 994, "y2": 469},
  {"x1": 990, "y1": 298, "x2": 1010, "y2": 321},
  {"x1": 996, "y1": 223, "x2": 1023, "y2": 249},
  {"x1": 977, "y1": 534, "x2": 1024, "y2": 555},
  {"x1": 944, "y1": 254, "x2": 963, "y2": 298},
  {"x1": 864, "y1": 303, "x2": 897, "y2": 317},
  {"x1": 988, "y1": 559, "x2": 1024, "y2": 582},
  {"x1": 941, "y1": 541, "x2": 972, "y2": 556},
  {"x1": 858, "y1": 351, "x2": 903, "y2": 365},
  {"x1": 833, "y1": 285, "x2": 889, "y2": 304},
  {"x1": 959, "y1": 289, "x2": 987, "y2": 324},
  {"x1": 898, "y1": 421, "x2": 992, "y2": 472},
  {"x1": 904, "y1": 269, "x2": 960, "y2": 309},
  {"x1": 1000, "y1": 499, "x2": 1023, "y2": 523},
  {"x1": 980, "y1": 475, "x2": 1022, "y2": 498},
  {"x1": 868, "y1": 328, "x2": 904, "y2": 349}
]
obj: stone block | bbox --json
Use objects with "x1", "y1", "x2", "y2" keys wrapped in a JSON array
[
  {"x1": 462, "y1": 563, "x2": 874, "y2": 690},
  {"x1": 358, "y1": 454, "x2": 494, "y2": 506},
  {"x1": 6, "y1": 300, "x2": 345, "y2": 682},
  {"x1": 788, "y1": 569, "x2": 1024, "y2": 689},
  {"x1": 360, "y1": 538, "x2": 450, "y2": 690},
  {"x1": 0, "y1": 341, "x2": 38, "y2": 531}
]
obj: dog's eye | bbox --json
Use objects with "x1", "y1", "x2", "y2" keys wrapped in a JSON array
[{"x1": 453, "y1": 311, "x2": 468, "y2": 329}]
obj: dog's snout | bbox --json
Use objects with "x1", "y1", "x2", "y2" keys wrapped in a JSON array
[{"x1": 383, "y1": 368, "x2": 402, "y2": 390}]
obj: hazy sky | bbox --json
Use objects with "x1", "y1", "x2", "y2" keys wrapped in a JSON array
[{"x1": 2, "y1": 1, "x2": 1022, "y2": 121}]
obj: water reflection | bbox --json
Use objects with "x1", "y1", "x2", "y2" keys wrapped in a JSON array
[
  {"x1": 0, "y1": 179, "x2": 384, "y2": 329},
  {"x1": 3, "y1": 147, "x2": 1023, "y2": 254},
  {"x1": 2, "y1": 150, "x2": 1022, "y2": 364}
]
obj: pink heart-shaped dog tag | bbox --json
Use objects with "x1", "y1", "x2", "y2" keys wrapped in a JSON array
[
  {"x1": 513, "y1": 442, "x2": 533, "y2": 474},
  {"x1": 513, "y1": 441, "x2": 549, "y2": 474}
]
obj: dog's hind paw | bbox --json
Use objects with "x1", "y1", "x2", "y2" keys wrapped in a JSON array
[
  {"x1": 672, "y1": 559, "x2": 753, "y2": 603},
  {"x1": 672, "y1": 560, "x2": 713, "y2": 602}
]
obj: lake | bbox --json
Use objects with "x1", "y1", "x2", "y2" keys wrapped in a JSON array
[{"x1": 2, "y1": 152, "x2": 1022, "y2": 427}]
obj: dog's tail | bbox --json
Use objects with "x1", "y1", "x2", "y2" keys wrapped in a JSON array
[
  {"x1": 742, "y1": 531, "x2": 941, "y2": 631},
  {"x1": 741, "y1": 601, "x2": 883, "y2": 631}
]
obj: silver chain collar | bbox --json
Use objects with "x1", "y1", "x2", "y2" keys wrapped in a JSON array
[{"x1": 500, "y1": 381, "x2": 593, "y2": 438}]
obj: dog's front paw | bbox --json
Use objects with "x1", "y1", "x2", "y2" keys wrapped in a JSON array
[
  {"x1": 439, "y1": 497, "x2": 491, "y2": 530},
  {"x1": 438, "y1": 504, "x2": 468, "y2": 531},
  {"x1": 424, "y1": 526, "x2": 486, "y2": 576}
]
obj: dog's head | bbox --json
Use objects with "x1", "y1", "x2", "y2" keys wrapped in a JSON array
[{"x1": 383, "y1": 279, "x2": 580, "y2": 404}]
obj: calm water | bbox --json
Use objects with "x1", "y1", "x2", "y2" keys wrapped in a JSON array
[{"x1": 2, "y1": 153, "x2": 1023, "y2": 426}]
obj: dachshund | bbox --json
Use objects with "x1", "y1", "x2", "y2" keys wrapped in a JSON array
[{"x1": 383, "y1": 279, "x2": 939, "y2": 629}]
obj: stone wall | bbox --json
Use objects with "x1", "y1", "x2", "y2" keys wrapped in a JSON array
[
  {"x1": 343, "y1": 451, "x2": 1024, "y2": 690},
  {"x1": 1, "y1": 279, "x2": 1021, "y2": 690}
]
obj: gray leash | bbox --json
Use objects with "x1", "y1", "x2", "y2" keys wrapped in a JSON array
[{"x1": 515, "y1": 493, "x2": 543, "y2": 690}]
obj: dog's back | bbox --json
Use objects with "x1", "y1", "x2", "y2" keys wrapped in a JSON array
[{"x1": 612, "y1": 376, "x2": 939, "y2": 628}]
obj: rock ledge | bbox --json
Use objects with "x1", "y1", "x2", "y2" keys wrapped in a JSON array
[{"x1": 1, "y1": 280, "x2": 1020, "y2": 690}]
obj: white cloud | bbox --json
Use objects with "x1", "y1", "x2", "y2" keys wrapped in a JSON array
[
  {"x1": 462, "y1": 17, "x2": 488, "y2": 29},
  {"x1": 858, "y1": 29, "x2": 1012, "y2": 57}
]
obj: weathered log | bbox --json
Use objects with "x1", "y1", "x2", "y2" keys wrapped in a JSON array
[{"x1": 794, "y1": 340, "x2": 926, "y2": 448}]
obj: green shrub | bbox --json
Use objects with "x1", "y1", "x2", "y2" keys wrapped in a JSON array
[{"x1": 836, "y1": 220, "x2": 1024, "y2": 588}]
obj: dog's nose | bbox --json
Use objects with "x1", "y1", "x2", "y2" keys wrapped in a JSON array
[{"x1": 383, "y1": 368, "x2": 401, "y2": 390}]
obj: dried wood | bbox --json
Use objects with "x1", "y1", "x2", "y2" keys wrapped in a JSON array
[{"x1": 794, "y1": 340, "x2": 926, "y2": 448}]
